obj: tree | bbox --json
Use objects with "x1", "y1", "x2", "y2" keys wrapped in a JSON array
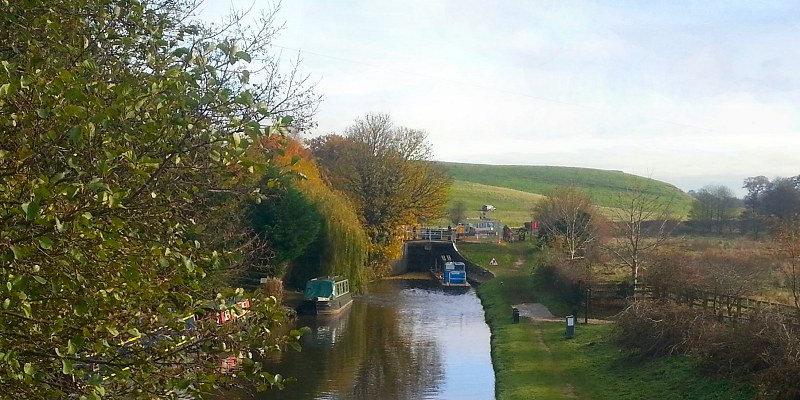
[
  {"x1": 605, "y1": 185, "x2": 675, "y2": 289},
  {"x1": 533, "y1": 187, "x2": 606, "y2": 260},
  {"x1": 250, "y1": 186, "x2": 322, "y2": 278},
  {"x1": 0, "y1": 1, "x2": 313, "y2": 397},
  {"x1": 256, "y1": 136, "x2": 369, "y2": 290},
  {"x1": 773, "y1": 217, "x2": 800, "y2": 311},
  {"x1": 743, "y1": 176, "x2": 770, "y2": 214},
  {"x1": 308, "y1": 113, "x2": 450, "y2": 273},
  {"x1": 742, "y1": 176, "x2": 771, "y2": 236},
  {"x1": 688, "y1": 185, "x2": 739, "y2": 234},
  {"x1": 448, "y1": 201, "x2": 468, "y2": 226},
  {"x1": 762, "y1": 178, "x2": 800, "y2": 220}
]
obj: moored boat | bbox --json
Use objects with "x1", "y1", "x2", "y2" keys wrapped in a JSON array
[
  {"x1": 301, "y1": 276, "x2": 353, "y2": 315},
  {"x1": 435, "y1": 261, "x2": 469, "y2": 287}
]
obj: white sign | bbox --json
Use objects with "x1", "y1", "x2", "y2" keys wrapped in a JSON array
[{"x1": 489, "y1": 258, "x2": 498, "y2": 266}]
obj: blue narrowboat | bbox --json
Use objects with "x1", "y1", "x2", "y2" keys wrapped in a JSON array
[{"x1": 441, "y1": 261, "x2": 469, "y2": 287}]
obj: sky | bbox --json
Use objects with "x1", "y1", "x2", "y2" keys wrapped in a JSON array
[{"x1": 198, "y1": 1, "x2": 800, "y2": 196}]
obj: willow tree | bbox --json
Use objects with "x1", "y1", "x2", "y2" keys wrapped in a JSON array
[
  {"x1": 308, "y1": 114, "x2": 450, "y2": 274},
  {"x1": 258, "y1": 137, "x2": 370, "y2": 291},
  {"x1": 0, "y1": 1, "x2": 313, "y2": 398}
]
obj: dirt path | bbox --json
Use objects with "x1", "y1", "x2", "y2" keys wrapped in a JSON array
[{"x1": 513, "y1": 303, "x2": 556, "y2": 320}]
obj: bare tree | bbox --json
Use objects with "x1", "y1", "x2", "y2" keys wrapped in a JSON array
[
  {"x1": 605, "y1": 185, "x2": 675, "y2": 289},
  {"x1": 774, "y1": 216, "x2": 800, "y2": 311},
  {"x1": 533, "y1": 187, "x2": 606, "y2": 260},
  {"x1": 742, "y1": 176, "x2": 770, "y2": 236},
  {"x1": 689, "y1": 185, "x2": 739, "y2": 234}
]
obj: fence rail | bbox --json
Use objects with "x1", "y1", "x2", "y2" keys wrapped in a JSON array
[{"x1": 584, "y1": 282, "x2": 799, "y2": 321}]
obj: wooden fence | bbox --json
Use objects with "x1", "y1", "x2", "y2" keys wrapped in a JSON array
[{"x1": 584, "y1": 282, "x2": 799, "y2": 322}]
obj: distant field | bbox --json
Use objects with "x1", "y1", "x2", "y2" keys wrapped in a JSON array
[
  {"x1": 441, "y1": 162, "x2": 693, "y2": 224},
  {"x1": 447, "y1": 181, "x2": 544, "y2": 226}
]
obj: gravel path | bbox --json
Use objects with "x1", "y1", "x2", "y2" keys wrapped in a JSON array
[
  {"x1": 512, "y1": 303, "x2": 558, "y2": 321},
  {"x1": 512, "y1": 303, "x2": 611, "y2": 324}
]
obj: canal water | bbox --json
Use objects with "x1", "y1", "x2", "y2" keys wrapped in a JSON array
[{"x1": 254, "y1": 279, "x2": 495, "y2": 400}]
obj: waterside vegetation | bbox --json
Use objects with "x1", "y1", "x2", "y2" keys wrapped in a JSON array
[{"x1": 459, "y1": 242, "x2": 756, "y2": 400}]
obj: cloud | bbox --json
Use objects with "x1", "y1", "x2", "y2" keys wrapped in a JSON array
[{"x1": 199, "y1": 1, "x2": 800, "y2": 195}]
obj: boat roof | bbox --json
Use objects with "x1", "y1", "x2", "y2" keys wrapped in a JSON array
[{"x1": 309, "y1": 276, "x2": 347, "y2": 283}]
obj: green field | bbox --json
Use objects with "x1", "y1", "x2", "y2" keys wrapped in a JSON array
[
  {"x1": 448, "y1": 181, "x2": 544, "y2": 226},
  {"x1": 441, "y1": 162, "x2": 694, "y2": 225},
  {"x1": 458, "y1": 242, "x2": 755, "y2": 400}
]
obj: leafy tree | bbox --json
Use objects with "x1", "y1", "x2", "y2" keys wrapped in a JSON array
[
  {"x1": 308, "y1": 113, "x2": 450, "y2": 274},
  {"x1": 0, "y1": 1, "x2": 314, "y2": 397},
  {"x1": 258, "y1": 137, "x2": 369, "y2": 290},
  {"x1": 605, "y1": 185, "x2": 675, "y2": 289},
  {"x1": 688, "y1": 185, "x2": 739, "y2": 234},
  {"x1": 250, "y1": 186, "x2": 322, "y2": 277},
  {"x1": 533, "y1": 187, "x2": 607, "y2": 260}
]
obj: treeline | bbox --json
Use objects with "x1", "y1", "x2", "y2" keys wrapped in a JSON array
[{"x1": 685, "y1": 176, "x2": 800, "y2": 235}]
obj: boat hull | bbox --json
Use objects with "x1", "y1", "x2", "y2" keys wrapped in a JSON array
[
  {"x1": 299, "y1": 292, "x2": 353, "y2": 315},
  {"x1": 431, "y1": 270, "x2": 470, "y2": 287}
]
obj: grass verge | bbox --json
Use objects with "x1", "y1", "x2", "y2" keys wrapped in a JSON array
[{"x1": 458, "y1": 241, "x2": 755, "y2": 400}]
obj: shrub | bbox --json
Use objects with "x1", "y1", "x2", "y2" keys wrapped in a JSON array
[
  {"x1": 613, "y1": 301, "x2": 710, "y2": 360},
  {"x1": 261, "y1": 277, "x2": 285, "y2": 304},
  {"x1": 693, "y1": 307, "x2": 800, "y2": 399}
]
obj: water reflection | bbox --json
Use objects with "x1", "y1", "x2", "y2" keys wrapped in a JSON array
[{"x1": 255, "y1": 279, "x2": 494, "y2": 400}]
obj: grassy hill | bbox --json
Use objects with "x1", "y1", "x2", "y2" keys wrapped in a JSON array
[
  {"x1": 448, "y1": 181, "x2": 544, "y2": 224},
  {"x1": 440, "y1": 162, "x2": 693, "y2": 226}
]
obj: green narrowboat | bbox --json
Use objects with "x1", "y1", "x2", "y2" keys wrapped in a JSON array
[{"x1": 301, "y1": 276, "x2": 353, "y2": 315}]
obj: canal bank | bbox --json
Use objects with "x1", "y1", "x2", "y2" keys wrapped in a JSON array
[{"x1": 459, "y1": 242, "x2": 755, "y2": 400}]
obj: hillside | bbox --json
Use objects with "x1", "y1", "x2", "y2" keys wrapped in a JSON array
[
  {"x1": 441, "y1": 162, "x2": 693, "y2": 225},
  {"x1": 448, "y1": 181, "x2": 544, "y2": 225}
]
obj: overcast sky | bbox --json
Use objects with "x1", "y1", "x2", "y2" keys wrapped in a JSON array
[{"x1": 199, "y1": 1, "x2": 800, "y2": 196}]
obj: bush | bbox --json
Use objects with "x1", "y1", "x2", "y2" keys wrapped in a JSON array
[
  {"x1": 693, "y1": 307, "x2": 800, "y2": 399},
  {"x1": 261, "y1": 277, "x2": 285, "y2": 304},
  {"x1": 613, "y1": 301, "x2": 710, "y2": 360},
  {"x1": 615, "y1": 300, "x2": 800, "y2": 399}
]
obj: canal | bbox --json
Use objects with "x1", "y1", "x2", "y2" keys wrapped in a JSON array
[{"x1": 253, "y1": 279, "x2": 495, "y2": 399}]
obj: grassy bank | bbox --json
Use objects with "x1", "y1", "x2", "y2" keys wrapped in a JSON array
[{"x1": 458, "y1": 241, "x2": 755, "y2": 400}]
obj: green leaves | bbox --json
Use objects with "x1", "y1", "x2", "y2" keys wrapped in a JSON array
[
  {"x1": 1, "y1": 1, "x2": 307, "y2": 397},
  {"x1": 61, "y1": 359, "x2": 75, "y2": 375},
  {"x1": 235, "y1": 51, "x2": 251, "y2": 62},
  {"x1": 23, "y1": 363, "x2": 35, "y2": 376},
  {"x1": 21, "y1": 201, "x2": 40, "y2": 221}
]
